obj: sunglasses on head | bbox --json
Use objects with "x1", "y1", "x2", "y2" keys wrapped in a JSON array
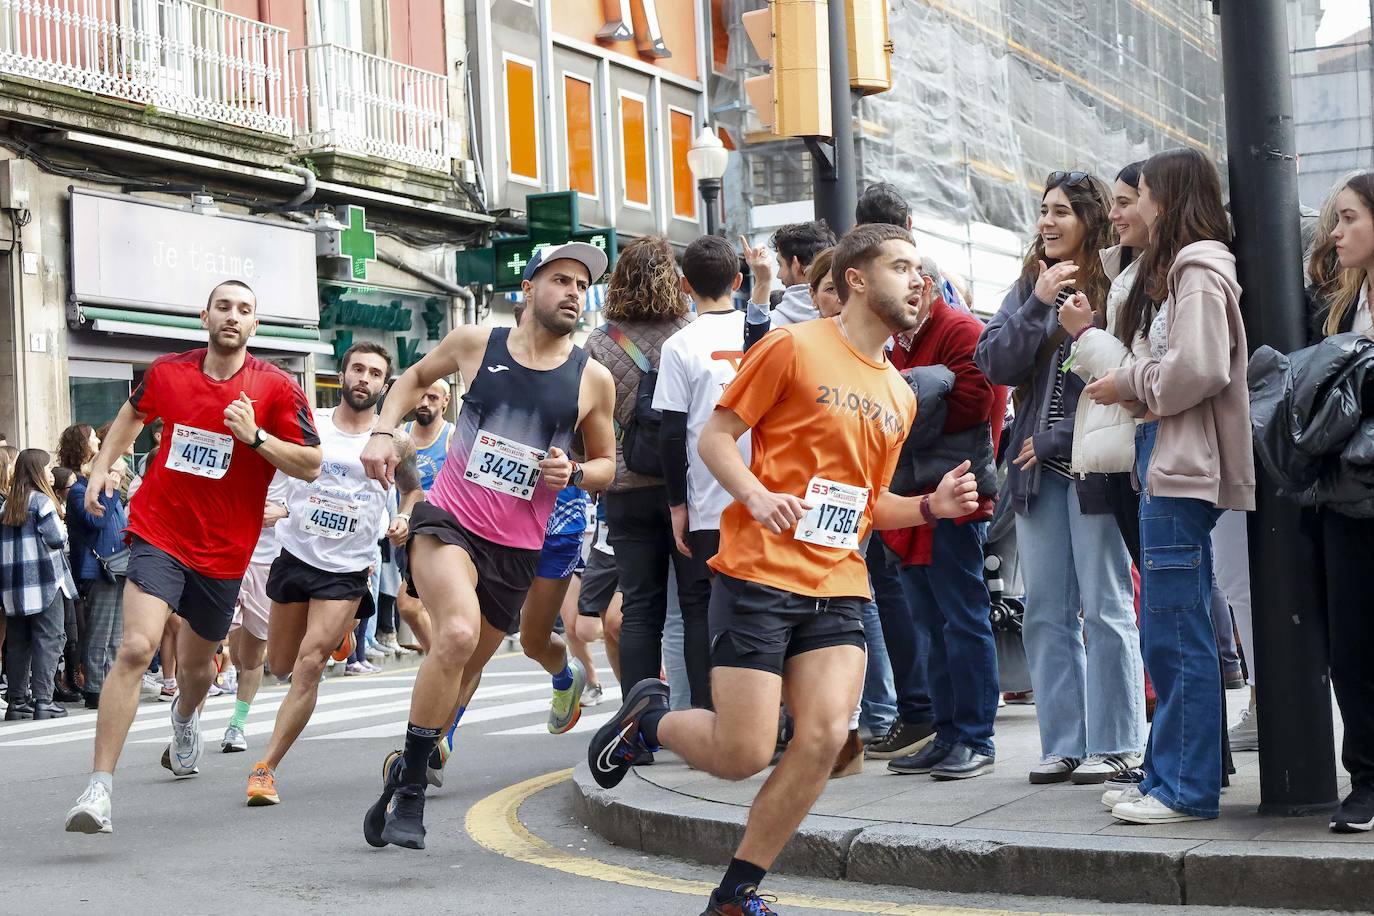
[{"x1": 1047, "y1": 170, "x2": 1090, "y2": 189}]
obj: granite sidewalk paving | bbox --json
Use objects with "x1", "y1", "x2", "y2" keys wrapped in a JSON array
[{"x1": 572, "y1": 688, "x2": 1373, "y2": 911}]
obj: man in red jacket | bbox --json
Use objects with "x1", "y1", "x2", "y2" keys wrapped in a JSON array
[{"x1": 882, "y1": 255, "x2": 1008, "y2": 781}]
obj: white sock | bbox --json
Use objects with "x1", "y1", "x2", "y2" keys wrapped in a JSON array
[{"x1": 91, "y1": 771, "x2": 113, "y2": 794}]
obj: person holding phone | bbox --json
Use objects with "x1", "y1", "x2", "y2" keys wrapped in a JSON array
[{"x1": 975, "y1": 170, "x2": 1144, "y2": 787}]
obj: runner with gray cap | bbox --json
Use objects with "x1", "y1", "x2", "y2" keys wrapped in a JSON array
[{"x1": 355, "y1": 241, "x2": 618, "y2": 850}]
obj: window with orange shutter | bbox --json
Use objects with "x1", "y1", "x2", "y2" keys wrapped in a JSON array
[
  {"x1": 619, "y1": 92, "x2": 650, "y2": 208},
  {"x1": 504, "y1": 55, "x2": 540, "y2": 184},
  {"x1": 564, "y1": 74, "x2": 598, "y2": 199},
  {"x1": 669, "y1": 108, "x2": 697, "y2": 220}
]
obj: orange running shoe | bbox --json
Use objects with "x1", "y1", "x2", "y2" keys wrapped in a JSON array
[
  {"x1": 246, "y1": 763, "x2": 280, "y2": 806},
  {"x1": 331, "y1": 631, "x2": 356, "y2": 663}
]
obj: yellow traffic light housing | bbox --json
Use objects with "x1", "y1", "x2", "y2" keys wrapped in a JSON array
[
  {"x1": 742, "y1": 0, "x2": 831, "y2": 138},
  {"x1": 847, "y1": 0, "x2": 892, "y2": 95}
]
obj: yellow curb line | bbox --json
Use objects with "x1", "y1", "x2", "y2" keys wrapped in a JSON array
[{"x1": 465, "y1": 768, "x2": 1088, "y2": 915}]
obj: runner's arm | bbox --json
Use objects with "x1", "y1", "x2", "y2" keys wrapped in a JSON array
[
  {"x1": 871, "y1": 460, "x2": 978, "y2": 530},
  {"x1": 394, "y1": 436, "x2": 424, "y2": 511},
  {"x1": 699, "y1": 407, "x2": 809, "y2": 534},
  {"x1": 575, "y1": 360, "x2": 618, "y2": 493},
  {"x1": 84, "y1": 400, "x2": 146, "y2": 516}
]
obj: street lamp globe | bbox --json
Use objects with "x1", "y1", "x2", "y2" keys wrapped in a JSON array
[{"x1": 686, "y1": 127, "x2": 729, "y2": 181}]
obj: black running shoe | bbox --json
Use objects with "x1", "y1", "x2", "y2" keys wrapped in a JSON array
[
  {"x1": 381, "y1": 783, "x2": 427, "y2": 849},
  {"x1": 363, "y1": 750, "x2": 404, "y2": 848},
  {"x1": 1104, "y1": 766, "x2": 1147, "y2": 790},
  {"x1": 1331, "y1": 786, "x2": 1374, "y2": 834},
  {"x1": 701, "y1": 885, "x2": 779, "y2": 915},
  {"x1": 587, "y1": 678, "x2": 669, "y2": 789}
]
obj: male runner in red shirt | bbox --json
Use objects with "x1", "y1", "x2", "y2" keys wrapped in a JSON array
[{"x1": 65, "y1": 280, "x2": 321, "y2": 836}]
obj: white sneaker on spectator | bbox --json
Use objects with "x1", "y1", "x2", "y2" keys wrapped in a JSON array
[
  {"x1": 345, "y1": 661, "x2": 370, "y2": 676},
  {"x1": 1102, "y1": 784, "x2": 1143, "y2": 810},
  {"x1": 364, "y1": 645, "x2": 386, "y2": 662},
  {"x1": 1112, "y1": 794, "x2": 1204, "y2": 824},
  {"x1": 1072, "y1": 752, "x2": 1144, "y2": 785},
  {"x1": 1029, "y1": 755, "x2": 1080, "y2": 784},
  {"x1": 1229, "y1": 696, "x2": 1258, "y2": 751}
]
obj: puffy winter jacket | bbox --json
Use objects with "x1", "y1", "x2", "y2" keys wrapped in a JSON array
[{"x1": 1067, "y1": 247, "x2": 1141, "y2": 474}]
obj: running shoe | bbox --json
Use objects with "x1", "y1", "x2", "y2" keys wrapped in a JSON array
[
  {"x1": 345, "y1": 661, "x2": 370, "y2": 676},
  {"x1": 64, "y1": 782, "x2": 113, "y2": 835},
  {"x1": 701, "y1": 885, "x2": 778, "y2": 915},
  {"x1": 364, "y1": 751, "x2": 427, "y2": 850},
  {"x1": 1002, "y1": 690, "x2": 1034, "y2": 705},
  {"x1": 221, "y1": 724, "x2": 248, "y2": 753},
  {"x1": 365, "y1": 644, "x2": 386, "y2": 662},
  {"x1": 587, "y1": 678, "x2": 669, "y2": 789},
  {"x1": 363, "y1": 660, "x2": 383, "y2": 673},
  {"x1": 159, "y1": 679, "x2": 177, "y2": 702},
  {"x1": 160, "y1": 698, "x2": 202, "y2": 777},
  {"x1": 332, "y1": 632, "x2": 357, "y2": 664},
  {"x1": 246, "y1": 763, "x2": 280, "y2": 806},
  {"x1": 548, "y1": 657, "x2": 587, "y2": 734},
  {"x1": 581, "y1": 683, "x2": 605, "y2": 708}
]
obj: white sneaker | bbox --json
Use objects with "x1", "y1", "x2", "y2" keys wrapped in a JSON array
[
  {"x1": 1029, "y1": 755, "x2": 1081, "y2": 784},
  {"x1": 1112, "y1": 793, "x2": 1204, "y2": 824},
  {"x1": 1102, "y1": 785, "x2": 1143, "y2": 810},
  {"x1": 1072, "y1": 752, "x2": 1144, "y2": 785},
  {"x1": 581, "y1": 683, "x2": 605, "y2": 707},
  {"x1": 161, "y1": 698, "x2": 202, "y2": 777},
  {"x1": 364, "y1": 645, "x2": 386, "y2": 662},
  {"x1": 65, "y1": 782, "x2": 113, "y2": 834},
  {"x1": 140, "y1": 673, "x2": 161, "y2": 699},
  {"x1": 1229, "y1": 696, "x2": 1258, "y2": 751}
]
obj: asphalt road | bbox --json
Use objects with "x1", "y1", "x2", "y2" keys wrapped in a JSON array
[{"x1": 0, "y1": 650, "x2": 1345, "y2": 915}]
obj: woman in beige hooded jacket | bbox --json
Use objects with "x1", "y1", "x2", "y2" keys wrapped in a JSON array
[{"x1": 1084, "y1": 147, "x2": 1254, "y2": 827}]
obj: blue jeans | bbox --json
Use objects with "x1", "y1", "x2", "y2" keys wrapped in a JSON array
[
  {"x1": 1015, "y1": 471, "x2": 1144, "y2": 760},
  {"x1": 897, "y1": 520, "x2": 997, "y2": 756},
  {"x1": 867, "y1": 543, "x2": 933, "y2": 726},
  {"x1": 860, "y1": 596, "x2": 897, "y2": 733},
  {"x1": 1136, "y1": 422, "x2": 1223, "y2": 818}
]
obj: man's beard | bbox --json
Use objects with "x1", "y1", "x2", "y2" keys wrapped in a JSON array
[
  {"x1": 870, "y1": 289, "x2": 922, "y2": 332},
  {"x1": 414, "y1": 408, "x2": 436, "y2": 426},
  {"x1": 207, "y1": 326, "x2": 248, "y2": 355},
  {"x1": 342, "y1": 385, "x2": 381, "y2": 412},
  {"x1": 534, "y1": 301, "x2": 579, "y2": 336}
]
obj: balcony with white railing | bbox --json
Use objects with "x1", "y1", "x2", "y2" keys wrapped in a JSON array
[
  {"x1": 289, "y1": 43, "x2": 449, "y2": 173},
  {"x1": 0, "y1": 0, "x2": 291, "y2": 136}
]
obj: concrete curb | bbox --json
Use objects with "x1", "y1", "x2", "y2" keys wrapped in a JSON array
[{"x1": 570, "y1": 764, "x2": 1374, "y2": 910}]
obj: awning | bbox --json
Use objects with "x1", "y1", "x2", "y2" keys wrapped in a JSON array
[{"x1": 80, "y1": 306, "x2": 334, "y2": 356}]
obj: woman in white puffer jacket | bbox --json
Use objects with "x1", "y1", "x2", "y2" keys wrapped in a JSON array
[{"x1": 1058, "y1": 161, "x2": 1148, "y2": 564}]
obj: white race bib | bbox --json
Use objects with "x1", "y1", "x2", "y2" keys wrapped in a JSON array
[
  {"x1": 166, "y1": 424, "x2": 235, "y2": 480},
  {"x1": 462, "y1": 430, "x2": 545, "y2": 501},
  {"x1": 794, "y1": 477, "x2": 868, "y2": 550},
  {"x1": 300, "y1": 491, "x2": 362, "y2": 540}
]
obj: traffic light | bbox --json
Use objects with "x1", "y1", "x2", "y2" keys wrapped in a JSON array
[
  {"x1": 742, "y1": 0, "x2": 830, "y2": 138},
  {"x1": 847, "y1": 0, "x2": 892, "y2": 95}
]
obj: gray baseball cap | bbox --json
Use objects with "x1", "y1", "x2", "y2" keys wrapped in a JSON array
[{"x1": 522, "y1": 242, "x2": 608, "y2": 284}]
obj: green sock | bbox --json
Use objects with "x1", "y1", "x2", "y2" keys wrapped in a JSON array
[{"x1": 230, "y1": 699, "x2": 251, "y2": 730}]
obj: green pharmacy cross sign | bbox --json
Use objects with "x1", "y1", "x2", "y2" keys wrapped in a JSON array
[
  {"x1": 339, "y1": 205, "x2": 376, "y2": 281},
  {"x1": 455, "y1": 191, "x2": 617, "y2": 293}
]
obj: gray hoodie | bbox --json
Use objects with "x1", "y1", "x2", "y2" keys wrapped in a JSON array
[{"x1": 770, "y1": 283, "x2": 819, "y2": 326}]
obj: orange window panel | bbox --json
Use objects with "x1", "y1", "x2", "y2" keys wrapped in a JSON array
[
  {"x1": 620, "y1": 95, "x2": 649, "y2": 207},
  {"x1": 505, "y1": 58, "x2": 539, "y2": 182},
  {"x1": 669, "y1": 109, "x2": 696, "y2": 219},
  {"x1": 565, "y1": 76, "x2": 598, "y2": 197}
]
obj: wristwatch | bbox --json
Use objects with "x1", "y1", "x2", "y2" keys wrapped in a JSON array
[
  {"x1": 250, "y1": 428, "x2": 269, "y2": 450},
  {"x1": 569, "y1": 461, "x2": 584, "y2": 488}
]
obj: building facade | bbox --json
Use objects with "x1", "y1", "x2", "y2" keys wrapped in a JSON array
[{"x1": 0, "y1": 0, "x2": 490, "y2": 450}]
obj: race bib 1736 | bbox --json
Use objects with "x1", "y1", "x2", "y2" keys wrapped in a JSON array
[
  {"x1": 166, "y1": 425, "x2": 234, "y2": 480},
  {"x1": 794, "y1": 477, "x2": 868, "y2": 550},
  {"x1": 462, "y1": 430, "x2": 545, "y2": 501}
]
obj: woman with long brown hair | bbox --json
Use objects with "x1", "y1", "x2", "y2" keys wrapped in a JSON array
[
  {"x1": 976, "y1": 170, "x2": 1143, "y2": 787},
  {"x1": 2, "y1": 449, "x2": 77, "y2": 720},
  {"x1": 585, "y1": 236, "x2": 707, "y2": 722},
  {"x1": 1086, "y1": 147, "x2": 1253, "y2": 825}
]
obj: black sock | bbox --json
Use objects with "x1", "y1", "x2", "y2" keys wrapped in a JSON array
[
  {"x1": 402, "y1": 723, "x2": 441, "y2": 785},
  {"x1": 716, "y1": 858, "x2": 767, "y2": 901},
  {"x1": 638, "y1": 707, "x2": 669, "y2": 749}
]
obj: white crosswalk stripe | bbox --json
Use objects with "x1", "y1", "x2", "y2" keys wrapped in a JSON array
[{"x1": 0, "y1": 670, "x2": 620, "y2": 750}]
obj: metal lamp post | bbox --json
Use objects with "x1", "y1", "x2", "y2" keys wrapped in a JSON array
[{"x1": 687, "y1": 127, "x2": 729, "y2": 236}]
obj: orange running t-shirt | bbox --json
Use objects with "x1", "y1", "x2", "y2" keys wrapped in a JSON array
[{"x1": 709, "y1": 318, "x2": 915, "y2": 598}]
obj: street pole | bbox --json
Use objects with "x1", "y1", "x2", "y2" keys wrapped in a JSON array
[
  {"x1": 808, "y1": 0, "x2": 856, "y2": 235},
  {"x1": 1216, "y1": 0, "x2": 1338, "y2": 816},
  {"x1": 699, "y1": 177, "x2": 722, "y2": 236}
]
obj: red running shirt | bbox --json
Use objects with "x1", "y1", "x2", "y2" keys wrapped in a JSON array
[{"x1": 126, "y1": 349, "x2": 319, "y2": 578}]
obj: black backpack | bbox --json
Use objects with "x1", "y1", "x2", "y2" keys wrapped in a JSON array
[{"x1": 607, "y1": 324, "x2": 663, "y2": 476}]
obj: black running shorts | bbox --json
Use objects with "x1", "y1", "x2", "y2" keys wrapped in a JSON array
[
  {"x1": 126, "y1": 537, "x2": 243, "y2": 643},
  {"x1": 708, "y1": 572, "x2": 866, "y2": 676},
  {"x1": 577, "y1": 548, "x2": 619, "y2": 618},
  {"x1": 266, "y1": 548, "x2": 370, "y2": 606},
  {"x1": 405, "y1": 500, "x2": 540, "y2": 635}
]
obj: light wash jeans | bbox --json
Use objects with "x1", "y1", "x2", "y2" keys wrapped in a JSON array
[
  {"x1": 1015, "y1": 471, "x2": 1145, "y2": 760},
  {"x1": 860, "y1": 598, "x2": 897, "y2": 734},
  {"x1": 660, "y1": 565, "x2": 691, "y2": 711},
  {"x1": 1212, "y1": 509, "x2": 1254, "y2": 686}
]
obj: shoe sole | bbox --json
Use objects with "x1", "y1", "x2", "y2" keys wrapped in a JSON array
[
  {"x1": 1070, "y1": 771, "x2": 1120, "y2": 785},
  {"x1": 64, "y1": 809, "x2": 112, "y2": 835},
  {"x1": 548, "y1": 659, "x2": 588, "y2": 735},
  {"x1": 1229, "y1": 739, "x2": 1259, "y2": 752},
  {"x1": 865, "y1": 732, "x2": 936, "y2": 760},
  {"x1": 380, "y1": 819, "x2": 426, "y2": 850},
  {"x1": 1112, "y1": 810, "x2": 1203, "y2": 825},
  {"x1": 588, "y1": 679, "x2": 666, "y2": 790},
  {"x1": 1029, "y1": 771, "x2": 1074, "y2": 784},
  {"x1": 222, "y1": 743, "x2": 247, "y2": 753},
  {"x1": 160, "y1": 745, "x2": 200, "y2": 777},
  {"x1": 1331, "y1": 820, "x2": 1373, "y2": 833},
  {"x1": 931, "y1": 764, "x2": 995, "y2": 781},
  {"x1": 247, "y1": 792, "x2": 280, "y2": 806},
  {"x1": 364, "y1": 751, "x2": 403, "y2": 848}
]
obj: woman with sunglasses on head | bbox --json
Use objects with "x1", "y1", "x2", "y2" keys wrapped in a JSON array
[
  {"x1": 976, "y1": 170, "x2": 1144, "y2": 787},
  {"x1": 1084, "y1": 147, "x2": 1252, "y2": 825}
]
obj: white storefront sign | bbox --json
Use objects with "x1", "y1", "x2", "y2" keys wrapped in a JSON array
[{"x1": 70, "y1": 189, "x2": 319, "y2": 324}]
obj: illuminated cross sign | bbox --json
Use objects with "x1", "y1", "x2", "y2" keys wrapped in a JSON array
[
  {"x1": 339, "y1": 205, "x2": 376, "y2": 281},
  {"x1": 455, "y1": 191, "x2": 618, "y2": 293}
]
